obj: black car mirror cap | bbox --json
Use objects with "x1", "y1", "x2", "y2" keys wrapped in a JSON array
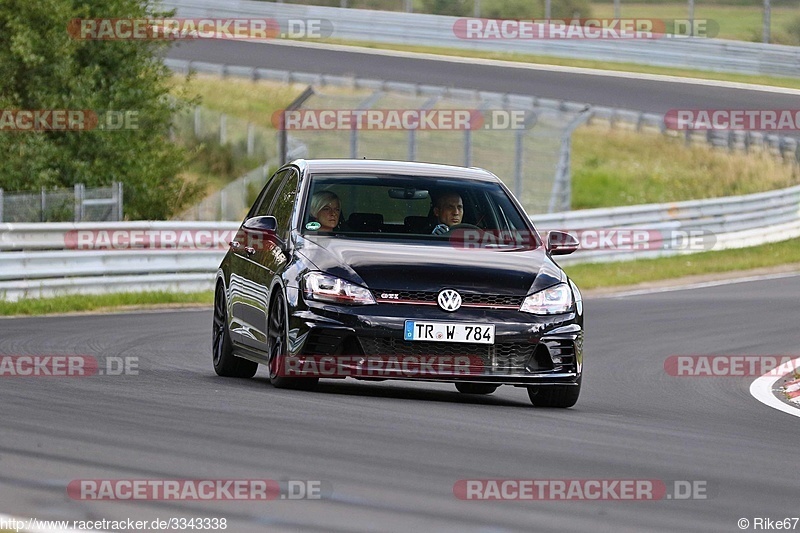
[
  {"x1": 546, "y1": 231, "x2": 579, "y2": 256},
  {"x1": 243, "y1": 215, "x2": 278, "y2": 235}
]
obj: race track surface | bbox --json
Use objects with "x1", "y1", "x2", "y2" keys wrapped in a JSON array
[
  {"x1": 2, "y1": 275, "x2": 799, "y2": 532},
  {"x1": 167, "y1": 40, "x2": 800, "y2": 114}
]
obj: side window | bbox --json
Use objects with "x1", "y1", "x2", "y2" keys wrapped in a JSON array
[
  {"x1": 269, "y1": 169, "x2": 300, "y2": 241},
  {"x1": 250, "y1": 170, "x2": 289, "y2": 219}
]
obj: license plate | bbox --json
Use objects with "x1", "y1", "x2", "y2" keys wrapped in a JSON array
[{"x1": 404, "y1": 321, "x2": 495, "y2": 344}]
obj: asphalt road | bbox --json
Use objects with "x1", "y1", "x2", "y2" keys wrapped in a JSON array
[
  {"x1": 166, "y1": 40, "x2": 800, "y2": 114},
  {"x1": 2, "y1": 275, "x2": 799, "y2": 532}
]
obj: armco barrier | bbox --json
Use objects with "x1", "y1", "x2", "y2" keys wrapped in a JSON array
[
  {"x1": 1, "y1": 184, "x2": 798, "y2": 300},
  {"x1": 162, "y1": 0, "x2": 800, "y2": 77}
]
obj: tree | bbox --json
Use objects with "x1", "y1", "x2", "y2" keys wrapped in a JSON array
[{"x1": 0, "y1": 0, "x2": 199, "y2": 219}]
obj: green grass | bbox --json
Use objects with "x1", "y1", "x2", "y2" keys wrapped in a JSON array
[
  {"x1": 590, "y1": 3, "x2": 799, "y2": 43},
  {"x1": 572, "y1": 125, "x2": 799, "y2": 209},
  {"x1": 179, "y1": 75, "x2": 305, "y2": 129},
  {"x1": 565, "y1": 237, "x2": 800, "y2": 290},
  {"x1": 0, "y1": 291, "x2": 213, "y2": 317},
  {"x1": 184, "y1": 75, "x2": 800, "y2": 209},
  {"x1": 170, "y1": 75, "x2": 307, "y2": 194}
]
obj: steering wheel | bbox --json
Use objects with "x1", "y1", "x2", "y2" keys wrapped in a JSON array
[{"x1": 444, "y1": 223, "x2": 481, "y2": 234}]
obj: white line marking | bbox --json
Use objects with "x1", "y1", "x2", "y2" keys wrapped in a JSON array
[
  {"x1": 750, "y1": 357, "x2": 800, "y2": 419},
  {"x1": 0, "y1": 306, "x2": 210, "y2": 320},
  {"x1": 249, "y1": 39, "x2": 800, "y2": 95},
  {"x1": 594, "y1": 271, "x2": 800, "y2": 299}
]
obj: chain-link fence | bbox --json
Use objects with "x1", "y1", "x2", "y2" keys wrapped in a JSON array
[
  {"x1": 0, "y1": 183, "x2": 123, "y2": 223},
  {"x1": 171, "y1": 105, "x2": 279, "y2": 163},
  {"x1": 279, "y1": 86, "x2": 588, "y2": 215},
  {"x1": 174, "y1": 134, "x2": 307, "y2": 221},
  {"x1": 176, "y1": 164, "x2": 271, "y2": 221},
  {"x1": 171, "y1": 104, "x2": 289, "y2": 221}
]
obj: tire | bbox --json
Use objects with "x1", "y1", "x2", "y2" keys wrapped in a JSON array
[
  {"x1": 267, "y1": 290, "x2": 319, "y2": 390},
  {"x1": 527, "y1": 379, "x2": 581, "y2": 408},
  {"x1": 455, "y1": 383, "x2": 498, "y2": 395},
  {"x1": 213, "y1": 283, "x2": 258, "y2": 378}
]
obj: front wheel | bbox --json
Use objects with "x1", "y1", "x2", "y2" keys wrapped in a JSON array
[
  {"x1": 267, "y1": 291, "x2": 318, "y2": 390},
  {"x1": 212, "y1": 283, "x2": 258, "y2": 378},
  {"x1": 455, "y1": 383, "x2": 498, "y2": 395},
  {"x1": 527, "y1": 379, "x2": 581, "y2": 408}
]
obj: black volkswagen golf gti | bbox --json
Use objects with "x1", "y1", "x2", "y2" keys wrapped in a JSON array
[{"x1": 213, "y1": 159, "x2": 584, "y2": 407}]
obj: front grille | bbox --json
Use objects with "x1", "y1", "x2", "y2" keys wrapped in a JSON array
[
  {"x1": 358, "y1": 337, "x2": 536, "y2": 370},
  {"x1": 373, "y1": 290, "x2": 523, "y2": 308}
]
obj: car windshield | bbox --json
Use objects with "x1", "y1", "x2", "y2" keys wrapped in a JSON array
[{"x1": 301, "y1": 174, "x2": 541, "y2": 250}]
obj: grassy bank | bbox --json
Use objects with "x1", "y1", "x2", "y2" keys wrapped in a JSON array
[
  {"x1": 179, "y1": 75, "x2": 800, "y2": 209},
  {"x1": 565, "y1": 237, "x2": 800, "y2": 290},
  {"x1": 572, "y1": 125, "x2": 799, "y2": 209},
  {"x1": 590, "y1": 3, "x2": 799, "y2": 43},
  {"x1": 0, "y1": 291, "x2": 213, "y2": 317}
]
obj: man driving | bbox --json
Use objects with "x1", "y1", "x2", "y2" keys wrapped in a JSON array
[{"x1": 431, "y1": 191, "x2": 463, "y2": 235}]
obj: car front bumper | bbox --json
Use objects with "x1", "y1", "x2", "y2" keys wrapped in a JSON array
[{"x1": 285, "y1": 288, "x2": 583, "y2": 387}]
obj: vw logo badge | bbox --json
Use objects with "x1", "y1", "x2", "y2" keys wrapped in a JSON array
[{"x1": 437, "y1": 289, "x2": 462, "y2": 312}]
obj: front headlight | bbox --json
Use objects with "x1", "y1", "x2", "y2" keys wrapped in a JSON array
[
  {"x1": 303, "y1": 272, "x2": 376, "y2": 305},
  {"x1": 519, "y1": 283, "x2": 573, "y2": 315}
]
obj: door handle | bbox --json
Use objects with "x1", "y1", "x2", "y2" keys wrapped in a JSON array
[
  {"x1": 229, "y1": 241, "x2": 241, "y2": 249},
  {"x1": 245, "y1": 246, "x2": 256, "y2": 256}
]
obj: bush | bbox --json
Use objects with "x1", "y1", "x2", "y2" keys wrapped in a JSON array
[
  {"x1": 0, "y1": 0, "x2": 202, "y2": 220},
  {"x1": 482, "y1": 0, "x2": 540, "y2": 19},
  {"x1": 479, "y1": 0, "x2": 591, "y2": 20},
  {"x1": 420, "y1": 0, "x2": 472, "y2": 16},
  {"x1": 549, "y1": 0, "x2": 592, "y2": 19},
  {"x1": 784, "y1": 15, "x2": 800, "y2": 45}
]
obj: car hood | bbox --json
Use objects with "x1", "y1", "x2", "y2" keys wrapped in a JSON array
[{"x1": 295, "y1": 235, "x2": 564, "y2": 295}]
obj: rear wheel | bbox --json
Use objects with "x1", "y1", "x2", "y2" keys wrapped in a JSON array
[
  {"x1": 455, "y1": 383, "x2": 498, "y2": 395},
  {"x1": 527, "y1": 379, "x2": 581, "y2": 408},
  {"x1": 212, "y1": 283, "x2": 258, "y2": 378},
  {"x1": 267, "y1": 291, "x2": 318, "y2": 390}
]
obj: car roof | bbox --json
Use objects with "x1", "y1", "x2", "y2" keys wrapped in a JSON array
[{"x1": 290, "y1": 159, "x2": 500, "y2": 183}]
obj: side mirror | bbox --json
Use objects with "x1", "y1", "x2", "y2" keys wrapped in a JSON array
[
  {"x1": 243, "y1": 215, "x2": 278, "y2": 235},
  {"x1": 230, "y1": 216, "x2": 283, "y2": 256},
  {"x1": 546, "y1": 231, "x2": 579, "y2": 256}
]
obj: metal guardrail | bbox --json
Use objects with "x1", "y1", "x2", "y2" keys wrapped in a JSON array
[
  {"x1": 1, "y1": 184, "x2": 798, "y2": 300},
  {"x1": 0, "y1": 183, "x2": 123, "y2": 223},
  {"x1": 538, "y1": 184, "x2": 800, "y2": 264},
  {"x1": 165, "y1": 58, "x2": 800, "y2": 167},
  {"x1": 163, "y1": 0, "x2": 800, "y2": 77}
]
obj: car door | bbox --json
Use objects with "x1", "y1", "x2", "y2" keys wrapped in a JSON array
[
  {"x1": 228, "y1": 169, "x2": 290, "y2": 348},
  {"x1": 229, "y1": 168, "x2": 300, "y2": 352}
]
